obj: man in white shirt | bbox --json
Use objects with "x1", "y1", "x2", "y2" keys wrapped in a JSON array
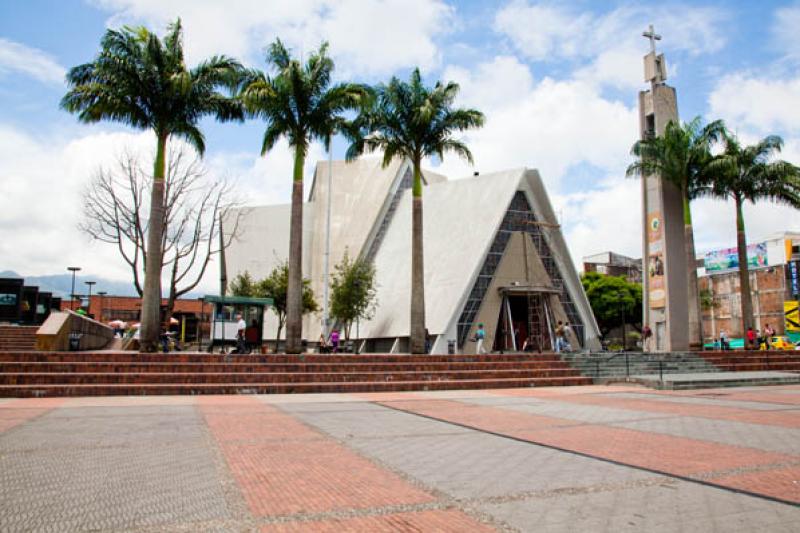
[{"x1": 236, "y1": 314, "x2": 247, "y2": 353}]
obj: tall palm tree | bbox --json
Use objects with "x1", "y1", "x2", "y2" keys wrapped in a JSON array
[
  {"x1": 703, "y1": 133, "x2": 800, "y2": 336},
  {"x1": 347, "y1": 69, "x2": 484, "y2": 353},
  {"x1": 61, "y1": 20, "x2": 243, "y2": 352},
  {"x1": 626, "y1": 117, "x2": 725, "y2": 350},
  {"x1": 240, "y1": 40, "x2": 371, "y2": 353}
]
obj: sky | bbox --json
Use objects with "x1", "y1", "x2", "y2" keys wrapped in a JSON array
[{"x1": 1, "y1": 0, "x2": 799, "y2": 294}]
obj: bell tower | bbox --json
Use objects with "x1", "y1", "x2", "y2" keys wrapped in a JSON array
[{"x1": 639, "y1": 25, "x2": 689, "y2": 351}]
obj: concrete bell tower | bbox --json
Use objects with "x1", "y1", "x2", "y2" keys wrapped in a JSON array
[{"x1": 639, "y1": 25, "x2": 689, "y2": 351}]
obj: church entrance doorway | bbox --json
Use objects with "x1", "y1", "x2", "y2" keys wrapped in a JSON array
[{"x1": 494, "y1": 290, "x2": 556, "y2": 353}]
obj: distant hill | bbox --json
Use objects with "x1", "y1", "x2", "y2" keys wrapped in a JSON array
[
  {"x1": 0, "y1": 270, "x2": 140, "y2": 298},
  {"x1": 0, "y1": 270, "x2": 205, "y2": 299}
]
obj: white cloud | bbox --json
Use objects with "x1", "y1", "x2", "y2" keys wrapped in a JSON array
[
  {"x1": 0, "y1": 122, "x2": 324, "y2": 291},
  {"x1": 773, "y1": 3, "x2": 800, "y2": 63},
  {"x1": 0, "y1": 38, "x2": 65, "y2": 84},
  {"x1": 436, "y1": 56, "x2": 638, "y2": 191},
  {"x1": 90, "y1": 0, "x2": 452, "y2": 77},
  {"x1": 709, "y1": 74, "x2": 800, "y2": 137},
  {"x1": 494, "y1": 2, "x2": 728, "y2": 89}
]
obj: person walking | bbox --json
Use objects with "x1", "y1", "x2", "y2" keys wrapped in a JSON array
[
  {"x1": 554, "y1": 321, "x2": 566, "y2": 353},
  {"x1": 746, "y1": 327, "x2": 756, "y2": 350},
  {"x1": 642, "y1": 325, "x2": 652, "y2": 352},
  {"x1": 475, "y1": 323, "x2": 487, "y2": 354},
  {"x1": 720, "y1": 329, "x2": 728, "y2": 351},
  {"x1": 235, "y1": 314, "x2": 247, "y2": 354},
  {"x1": 764, "y1": 323, "x2": 774, "y2": 350},
  {"x1": 329, "y1": 329, "x2": 340, "y2": 353}
]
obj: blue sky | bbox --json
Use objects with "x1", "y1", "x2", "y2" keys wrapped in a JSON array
[{"x1": 1, "y1": 0, "x2": 799, "y2": 291}]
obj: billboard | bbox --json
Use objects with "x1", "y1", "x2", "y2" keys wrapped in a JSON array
[
  {"x1": 647, "y1": 212, "x2": 665, "y2": 308},
  {"x1": 703, "y1": 242, "x2": 768, "y2": 273}
]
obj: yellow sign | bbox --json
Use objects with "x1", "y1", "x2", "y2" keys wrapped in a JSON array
[{"x1": 786, "y1": 301, "x2": 799, "y2": 332}]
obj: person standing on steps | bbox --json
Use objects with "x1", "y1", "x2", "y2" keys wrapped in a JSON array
[
  {"x1": 475, "y1": 323, "x2": 487, "y2": 354},
  {"x1": 554, "y1": 321, "x2": 566, "y2": 353},
  {"x1": 329, "y1": 328, "x2": 340, "y2": 354}
]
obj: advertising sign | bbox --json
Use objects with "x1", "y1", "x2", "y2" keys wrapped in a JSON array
[
  {"x1": 704, "y1": 242, "x2": 768, "y2": 273},
  {"x1": 647, "y1": 212, "x2": 665, "y2": 309},
  {"x1": 0, "y1": 293, "x2": 17, "y2": 306},
  {"x1": 786, "y1": 301, "x2": 799, "y2": 333},
  {"x1": 788, "y1": 260, "x2": 799, "y2": 297}
]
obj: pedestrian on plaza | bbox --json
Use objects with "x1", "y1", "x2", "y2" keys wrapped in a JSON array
[
  {"x1": 746, "y1": 326, "x2": 756, "y2": 350},
  {"x1": 234, "y1": 314, "x2": 247, "y2": 354},
  {"x1": 425, "y1": 328, "x2": 432, "y2": 354},
  {"x1": 329, "y1": 328, "x2": 340, "y2": 353},
  {"x1": 720, "y1": 329, "x2": 728, "y2": 351},
  {"x1": 474, "y1": 323, "x2": 487, "y2": 354},
  {"x1": 764, "y1": 323, "x2": 775, "y2": 349},
  {"x1": 318, "y1": 333, "x2": 329, "y2": 354},
  {"x1": 562, "y1": 323, "x2": 573, "y2": 352},
  {"x1": 642, "y1": 325, "x2": 652, "y2": 352},
  {"x1": 554, "y1": 321, "x2": 566, "y2": 353}
]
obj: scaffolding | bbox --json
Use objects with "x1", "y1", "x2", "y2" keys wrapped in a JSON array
[{"x1": 457, "y1": 191, "x2": 585, "y2": 348}]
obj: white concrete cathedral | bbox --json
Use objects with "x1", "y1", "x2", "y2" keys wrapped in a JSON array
[{"x1": 224, "y1": 157, "x2": 602, "y2": 353}]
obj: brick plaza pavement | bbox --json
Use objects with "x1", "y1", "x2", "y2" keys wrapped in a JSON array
[{"x1": 1, "y1": 385, "x2": 799, "y2": 532}]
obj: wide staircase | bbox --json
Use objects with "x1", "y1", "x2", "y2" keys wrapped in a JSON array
[
  {"x1": 560, "y1": 351, "x2": 720, "y2": 381},
  {"x1": 0, "y1": 325, "x2": 38, "y2": 351},
  {"x1": 699, "y1": 350, "x2": 800, "y2": 373},
  {"x1": 0, "y1": 351, "x2": 592, "y2": 397}
]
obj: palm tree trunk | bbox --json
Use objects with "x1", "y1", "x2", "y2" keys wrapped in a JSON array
[
  {"x1": 139, "y1": 132, "x2": 168, "y2": 352},
  {"x1": 682, "y1": 188, "x2": 703, "y2": 350},
  {"x1": 735, "y1": 196, "x2": 755, "y2": 339},
  {"x1": 285, "y1": 146, "x2": 305, "y2": 353},
  {"x1": 410, "y1": 158, "x2": 426, "y2": 354}
]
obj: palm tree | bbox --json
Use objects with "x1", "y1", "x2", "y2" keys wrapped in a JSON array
[
  {"x1": 61, "y1": 20, "x2": 243, "y2": 352},
  {"x1": 240, "y1": 40, "x2": 371, "y2": 353},
  {"x1": 703, "y1": 133, "x2": 800, "y2": 337},
  {"x1": 626, "y1": 117, "x2": 725, "y2": 350},
  {"x1": 346, "y1": 69, "x2": 484, "y2": 353}
]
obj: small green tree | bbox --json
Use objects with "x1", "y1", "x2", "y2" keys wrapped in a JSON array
[
  {"x1": 330, "y1": 252, "x2": 378, "y2": 340},
  {"x1": 229, "y1": 271, "x2": 256, "y2": 297},
  {"x1": 258, "y1": 262, "x2": 318, "y2": 348},
  {"x1": 580, "y1": 272, "x2": 642, "y2": 337}
]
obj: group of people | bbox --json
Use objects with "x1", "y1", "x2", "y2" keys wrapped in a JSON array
[
  {"x1": 471, "y1": 321, "x2": 574, "y2": 354},
  {"x1": 745, "y1": 324, "x2": 776, "y2": 350},
  {"x1": 317, "y1": 329, "x2": 341, "y2": 353}
]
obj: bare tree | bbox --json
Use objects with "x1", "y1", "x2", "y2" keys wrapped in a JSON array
[{"x1": 80, "y1": 146, "x2": 244, "y2": 319}]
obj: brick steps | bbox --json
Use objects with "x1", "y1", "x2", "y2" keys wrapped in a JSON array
[
  {"x1": 700, "y1": 351, "x2": 800, "y2": 374},
  {"x1": 0, "y1": 325, "x2": 38, "y2": 351},
  {"x1": 0, "y1": 360, "x2": 574, "y2": 373},
  {"x1": 1, "y1": 368, "x2": 585, "y2": 385},
  {"x1": 0, "y1": 351, "x2": 591, "y2": 397},
  {"x1": 0, "y1": 352, "x2": 562, "y2": 364},
  {"x1": 0, "y1": 376, "x2": 592, "y2": 397}
]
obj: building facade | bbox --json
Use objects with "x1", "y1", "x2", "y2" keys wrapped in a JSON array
[
  {"x1": 224, "y1": 158, "x2": 602, "y2": 353},
  {"x1": 699, "y1": 232, "x2": 800, "y2": 340}
]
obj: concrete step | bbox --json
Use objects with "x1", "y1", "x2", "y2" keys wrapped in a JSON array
[{"x1": 0, "y1": 376, "x2": 593, "y2": 397}]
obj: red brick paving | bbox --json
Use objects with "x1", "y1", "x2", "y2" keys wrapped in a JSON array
[
  {"x1": 261, "y1": 509, "x2": 496, "y2": 532},
  {"x1": 0, "y1": 398, "x2": 64, "y2": 433},
  {"x1": 712, "y1": 465, "x2": 800, "y2": 503},
  {"x1": 196, "y1": 395, "x2": 495, "y2": 528},
  {"x1": 498, "y1": 388, "x2": 800, "y2": 428},
  {"x1": 382, "y1": 398, "x2": 800, "y2": 503}
]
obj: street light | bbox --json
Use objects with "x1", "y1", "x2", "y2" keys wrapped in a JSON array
[
  {"x1": 84, "y1": 281, "x2": 97, "y2": 307},
  {"x1": 97, "y1": 291, "x2": 107, "y2": 323},
  {"x1": 67, "y1": 266, "x2": 81, "y2": 310},
  {"x1": 618, "y1": 291, "x2": 627, "y2": 352}
]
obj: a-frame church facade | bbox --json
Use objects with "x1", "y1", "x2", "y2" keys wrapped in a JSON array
[{"x1": 225, "y1": 158, "x2": 602, "y2": 353}]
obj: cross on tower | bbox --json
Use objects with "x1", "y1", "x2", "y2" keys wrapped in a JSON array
[{"x1": 642, "y1": 24, "x2": 661, "y2": 53}]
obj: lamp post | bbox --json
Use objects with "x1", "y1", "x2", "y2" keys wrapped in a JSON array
[
  {"x1": 67, "y1": 266, "x2": 81, "y2": 310},
  {"x1": 97, "y1": 291, "x2": 107, "y2": 323},
  {"x1": 84, "y1": 281, "x2": 97, "y2": 314},
  {"x1": 618, "y1": 291, "x2": 627, "y2": 352}
]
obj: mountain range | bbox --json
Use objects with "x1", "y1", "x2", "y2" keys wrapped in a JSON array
[{"x1": 0, "y1": 270, "x2": 141, "y2": 298}]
